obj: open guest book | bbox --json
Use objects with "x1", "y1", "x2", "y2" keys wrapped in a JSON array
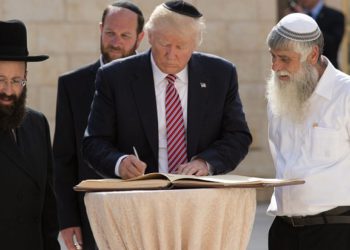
[{"x1": 74, "y1": 173, "x2": 305, "y2": 192}]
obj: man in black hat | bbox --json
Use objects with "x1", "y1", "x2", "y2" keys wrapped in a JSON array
[
  {"x1": 0, "y1": 20, "x2": 60, "y2": 250},
  {"x1": 83, "y1": 1, "x2": 251, "y2": 179},
  {"x1": 53, "y1": 1, "x2": 144, "y2": 250}
]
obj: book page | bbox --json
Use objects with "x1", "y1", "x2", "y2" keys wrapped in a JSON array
[
  {"x1": 74, "y1": 173, "x2": 305, "y2": 191},
  {"x1": 168, "y1": 174, "x2": 304, "y2": 188},
  {"x1": 74, "y1": 178, "x2": 170, "y2": 192},
  {"x1": 169, "y1": 174, "x2": 261, "y2": 183}
]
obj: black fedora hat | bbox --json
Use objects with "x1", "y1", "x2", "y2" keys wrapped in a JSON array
[{"x1": 0, "y1": 19, "x2": 48, "y2": 62}]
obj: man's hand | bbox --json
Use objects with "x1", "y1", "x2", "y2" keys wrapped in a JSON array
[
  {"x1": 119, "y1": 155, "x2": 147, "y2": 179},
  {"x1": 60, "y1": 227, "x2": 83, "y2": 250},
  {"x1": 177, "y1": 159, "x2": 209, "y2": 176}
]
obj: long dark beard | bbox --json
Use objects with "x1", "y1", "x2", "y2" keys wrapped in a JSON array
[{"x1": 0, "y1": 87, "x2": 26, "y2": 132}]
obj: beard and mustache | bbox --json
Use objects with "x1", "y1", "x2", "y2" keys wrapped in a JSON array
[
  {"x1": 266, "y1": 62, "x2": 319, "y2": 123},
  {"x1": 0, "y1": 87, "x2": 26, "y2": 132},
  {"x1": 100, "y1": 38, "x2": 138, "y2": 63}
]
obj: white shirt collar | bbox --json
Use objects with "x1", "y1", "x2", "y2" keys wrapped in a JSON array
[
  {"x1": 99, "y1": 55, "x2": 104, "y2": 66},
  {"x1": 313, "y1": 57, "x2": 336, "y2": 101}
]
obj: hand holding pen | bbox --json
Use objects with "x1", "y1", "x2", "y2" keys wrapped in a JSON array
[{"x1": 119, "y1": 146, "x2": 146, "y2": 179}]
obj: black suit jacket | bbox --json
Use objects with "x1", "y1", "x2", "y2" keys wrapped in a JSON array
[
  {"x1": 83, "y1": 51, "x2": 252, "y2": 177},
  {"x1": 316, "y1": 5, "x2": 344, "y2": 69},
  {"x1": 0, "y1": 109, "x2": 60, "y2": 250},
  {"x1": 53, "y1": 60, "x2": 101, "y2": 249}
]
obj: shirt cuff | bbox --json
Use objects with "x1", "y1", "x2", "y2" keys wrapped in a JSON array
[
  {"x1": 206, "y1": 161, "x2": 214, "y2": 175},
  {"x1": 191, "y1": 156, "x2": 213, "y2": 175},
  {"x1": 115, "y1": 155, "x2": 129, "y2": 177}
]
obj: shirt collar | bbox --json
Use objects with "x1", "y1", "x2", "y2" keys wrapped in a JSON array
[
  {"x1": 313, "y1": 57, "x2": 336, "y2": 100},
  {"x1": 306, "y1": 0, "x2": 324, "y2": 18},
  {"x1": 99, "y1": 55, "x2": 105, "y2": 66},
  {"x1": 150, "y1": 52, "x2": 188, "y2": 85}
]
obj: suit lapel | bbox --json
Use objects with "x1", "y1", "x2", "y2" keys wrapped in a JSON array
[
  {"x1": 316, "y1": 6, "x2": 325, "y2": 22},
  {"x1": 129, "y1": 53, "x2": 209, "y2": 162},
  {"x1": 187, "y1": 54, "x2": 209, "y2": 157},
  {"x1": 83, "y1": 60, "x2": 101, "y2": 118},
  {"x1": 91, "y1": 59, "x2": 101, "y2": 74},
  {"x1": 0, "y1": 130, "x2": 41, "y2": 189},
  {"x1": 87, "y1": 60, "x2": 101, "y2": 95},
  {"x1": 130, "y1": 52, "x2": 159, "y2": 162},
  {"x1": 89, "y1": 60, "x2": 101, "y2": 81}
]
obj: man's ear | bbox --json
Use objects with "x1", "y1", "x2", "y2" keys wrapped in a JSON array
[
  {"x1": 307, "y1": 46, "x2": 320, "y2": 65},
  {"x1": 136, "y1": 31, "x2": 145, "y2": 49}
]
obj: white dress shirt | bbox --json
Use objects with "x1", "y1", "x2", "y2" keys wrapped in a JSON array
[
  {"x1": 267, "y1": 58, "x2": 350, "y2": 216},
  {"x1": 151, "y1": 54, "x2": 188, "y2": 173},
  {"x1": 115, "y1": 52, "x2": 188, "y2": 175}
]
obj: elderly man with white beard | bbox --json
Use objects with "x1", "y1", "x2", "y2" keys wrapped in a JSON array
[{"x1": 265, "y1": 13, "x2": 350, "y2": 250}]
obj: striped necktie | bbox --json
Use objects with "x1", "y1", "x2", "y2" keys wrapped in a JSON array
[{"x1": 165, "y1": 74, "x2": 187, "y2": 173}]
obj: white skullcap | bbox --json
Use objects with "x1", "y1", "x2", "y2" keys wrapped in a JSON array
[{"x1": 275, "y1": 13, "x2": 321, "y2": 42}]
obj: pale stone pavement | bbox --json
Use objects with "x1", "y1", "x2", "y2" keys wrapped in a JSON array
[
  {"x1": 59, "y1": 202, "x2": 273, "y2": 250},
  {"x1": 247, "y1": 202, "x2": 273, "y2": 250}
]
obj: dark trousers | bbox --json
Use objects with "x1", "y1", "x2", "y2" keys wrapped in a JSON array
[{"x1": 269, "y1": 216, "x2": 350, "y2": 250}]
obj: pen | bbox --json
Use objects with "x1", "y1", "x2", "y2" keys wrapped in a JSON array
[
  {"x1": 133, "y1": 146, "x2": 145, "y2": 176},
  {"x1": 133, "y1": 146, "x2": 139, "y2": 160}
]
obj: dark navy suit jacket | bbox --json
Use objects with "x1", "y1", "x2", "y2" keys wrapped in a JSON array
[
  {"x1": 83, "y1": 51, "x2": 252, "y2": 177},
  {"x1": 53, "y1": 60, "x2": 101, "y2": 250},
  {"x1": 316, "y1": 5, "x2": 344, "y2": 69}
]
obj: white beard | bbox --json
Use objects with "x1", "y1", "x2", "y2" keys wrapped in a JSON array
[{"x1": 266, "y1": 62, "x2": 319, "y2": 123}]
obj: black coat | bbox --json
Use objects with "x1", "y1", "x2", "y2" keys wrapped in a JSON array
[
  {"x1": 53, "y1": 60, "x2": 101, "y2": 250},
  {"x1": 0, "y1": 108, "x2": 60, "y2": 250},
  {"x1": 83, "y1": 51, "x2": 252, "y2": 177}
]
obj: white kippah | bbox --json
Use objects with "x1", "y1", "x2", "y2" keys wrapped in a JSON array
[{"x1": 275, "y1": 13, "x2": 321, "y2": 42}]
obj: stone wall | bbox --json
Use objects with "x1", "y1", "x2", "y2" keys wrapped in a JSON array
[{"x1": 0, "y1": 0, "x2": 344, "y2": 195}]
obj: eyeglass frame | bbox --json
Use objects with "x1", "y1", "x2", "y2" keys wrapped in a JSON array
[{"x1": 0, "y1": 76, "x2": 27, "y2": 88}]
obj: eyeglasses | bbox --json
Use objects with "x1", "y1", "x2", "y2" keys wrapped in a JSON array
[{"x1": 0, "y1": 77, "x2": 27, "y2": 88}]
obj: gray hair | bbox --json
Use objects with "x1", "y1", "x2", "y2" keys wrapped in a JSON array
[
  {"x1": 267, "y1": 26, "x2": 324, "y2": 62},
  {"x1": 144, "y1": 4, "x2": 205, "y2": 47}
]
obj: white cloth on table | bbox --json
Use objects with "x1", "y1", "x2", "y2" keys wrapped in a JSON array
[{"x1": 85, "y1": 188, "x2": 256, "y2": 250}]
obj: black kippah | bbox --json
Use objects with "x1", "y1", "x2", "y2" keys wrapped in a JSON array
[
  {"x1": 163, "y1": 1, "x2": 202, "y2": 18},
  {"x1": 112, "y1": 1, "x2": 144, "y2": 17}
]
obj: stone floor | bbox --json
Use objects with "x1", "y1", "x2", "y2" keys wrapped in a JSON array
[{"x1": 247, "y1": 202, "x2": 274, "y2": 250}]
